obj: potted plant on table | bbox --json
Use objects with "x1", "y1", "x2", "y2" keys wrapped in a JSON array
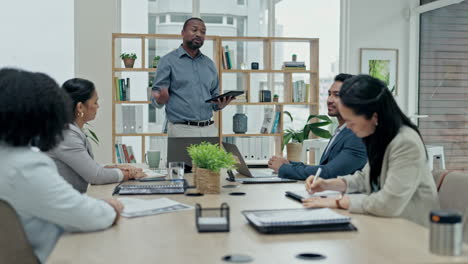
[
  {"x1": 120, "y1": 53, "x2": 137, "y2": 68},
  {"x1": 283, "y1": 111, "x2": 332, "y2": 162},
  {"x1": 187, "y1": 142, "x2": 237, "y2": 194}
]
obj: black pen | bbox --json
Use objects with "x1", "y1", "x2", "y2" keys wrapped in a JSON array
[{"x1": 285, "y1": 191, "x2": 304, "y2": 203}]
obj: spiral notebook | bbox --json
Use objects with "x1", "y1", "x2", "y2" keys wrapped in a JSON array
[
  {"x1": 113, "y1": 179, "x2": 187, "y2": 195},
  {"x1": 242, "y1": 208, "x2": 357, "y2": 234}
]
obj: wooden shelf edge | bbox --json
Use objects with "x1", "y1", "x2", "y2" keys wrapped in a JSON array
[
  {"x1": 222, "y1": 133, "x2": 283, "y2": 137},
  {"x1": 114, "y1": 101, "x2": 151, "y2": 104},
  {"x1": 113, "y1": 68, "x2": 157, "y2": 72},
  {"x1": 229, "y1": 102, "x2": 317, "y2": 106},
  {"x1": 115, "y1": 133, "x2": 167, "y2": 137},
  {"x1": 221, "y1": 69, "x2": 317, "y2": 74}
]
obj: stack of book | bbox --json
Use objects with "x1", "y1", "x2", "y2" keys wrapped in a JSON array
[
  {"x1": 293, "y1": 80, "x2": 309, "y2": 103},
  {"x1": 114, "y1": 77, "x2": 131, "y2": 101},
  {"x1": 282, "y1": 61, "x2": 306, "y2": 71},
  {"x1": 222, "y1": 45, "x2": 234, "y2": 70},
  {"x1": 260, "y1": 105, "x2": 281, "y2": 134},
  {"x1": 115, "y1": 143, "x2": 137, "y2": 163}
]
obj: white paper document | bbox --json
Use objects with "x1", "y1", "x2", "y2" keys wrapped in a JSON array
[
  {"x1": 118, "y1": 197, "x2": 193, "y2": 218},
  {"x1": 142, "y1": 168, "x2": 167, "y2": 178}
]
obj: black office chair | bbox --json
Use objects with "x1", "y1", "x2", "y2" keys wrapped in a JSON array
[{"x1": 0, "y1": 200, "x2": 38, "y2": 264}]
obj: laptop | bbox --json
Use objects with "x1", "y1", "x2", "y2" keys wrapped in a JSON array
[
  {"x1": 167, "y1": 137, "x2": 219, "y2": 172},
  {"x1": 222, "y1": 142, "x2": 296, "y2": 184}
]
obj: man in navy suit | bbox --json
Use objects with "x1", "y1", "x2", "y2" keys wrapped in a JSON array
[{"x1": 268, "y1": 74, "x2": 367, "y2": 180}]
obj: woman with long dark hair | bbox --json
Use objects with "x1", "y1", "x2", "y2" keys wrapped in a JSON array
[
  {"x1": 0, "y1": 68, "x2": 122, "y2": 263},
  {"x1": 303, "y1": 75, "x2": 438, "y2": 226},
  {"x1": 47, "y1": 78, "x2": 145, "y2": 193}
]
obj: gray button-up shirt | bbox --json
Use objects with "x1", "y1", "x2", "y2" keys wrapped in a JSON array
[{"x1": 151, "y1": 45, "x2": 219, "y2": 122}]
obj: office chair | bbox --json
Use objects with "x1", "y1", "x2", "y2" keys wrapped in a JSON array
[
  {"x1": 0, "y1": 200, "x2": 38, "y2": 264},
  {"x1": 437, "y1": 171, "x2": 468, "y2": 243}
]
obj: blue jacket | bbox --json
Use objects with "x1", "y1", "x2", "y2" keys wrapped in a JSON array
[{"x1": 279, "y1": 127, "x2": 367, "y2": 180}]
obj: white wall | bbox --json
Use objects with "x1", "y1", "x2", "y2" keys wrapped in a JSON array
[
  {"x1": 343, "y1": 0, "x2": 418, "y2": 114},
  {"x1": 0, "y1": 0, "x2": 74, "y2": 84},
  {"x1": 74, "y1": 0, "x2": 119, "y2": 164}
]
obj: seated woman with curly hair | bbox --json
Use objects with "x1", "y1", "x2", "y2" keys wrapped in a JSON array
[{"x1": 0, "y1": 68, "x2": 123, "y2": 263}]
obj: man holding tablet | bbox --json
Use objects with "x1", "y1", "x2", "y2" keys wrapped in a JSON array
[{"x1": 151, "y1": 17, "x2": 234, "y2": 137}]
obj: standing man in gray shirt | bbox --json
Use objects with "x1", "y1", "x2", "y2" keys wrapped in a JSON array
[{"x1": 151, "y1": 17, "x2": 233, "y2": 137}]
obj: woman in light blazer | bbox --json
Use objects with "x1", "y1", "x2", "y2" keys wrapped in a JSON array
[
  {"x1": 303, "y1": 75, "x2": 439, "y2": 226},
  {"x1": 48, "y1": 78, "x2": 145, "y2": 193},
  {"x1": 0, "y1": 68, "x2": 122, "y2": 263}
]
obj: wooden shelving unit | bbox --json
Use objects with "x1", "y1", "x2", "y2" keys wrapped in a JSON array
[{"x1": 112, "y1": 33, "x2": 318, "y2": 163}]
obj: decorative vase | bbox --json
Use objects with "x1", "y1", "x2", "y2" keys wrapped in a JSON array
[
  {"x1": 195, "y1": 167, "x2": 220, "y2": 194},
  {"x1": 286, "y1": 142, "x2": 302, "y2": 162},
  {"x1": 233, "y1": 113, "x2": 248, "y2": 134},
  {"x1": 123, "y1": 58, "x2": 135, "y2": 68}
]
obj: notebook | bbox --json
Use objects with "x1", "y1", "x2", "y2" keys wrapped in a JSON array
[
  {"x1": 242, "y1": 208, "x2": 357, "y2": 234},
  {"x1": 226, "y1": 169, "x2": 296, "y2": 184},
  {"x1": 113, "y1": 179, "x2": 187, "y2": 195}
]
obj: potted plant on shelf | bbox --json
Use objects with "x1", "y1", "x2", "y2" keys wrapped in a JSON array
[
  {"x1": 152, "y1": 56, "x2": 161, "y2": 68},
  {"x1": 120, "y1": 53, "x2": 137, "y2": 68},
  {"x1": 283, "y1": 111, "x2": 332, "y2": 162},
  {"x1": 187, "y1": 142, "x2": 237, "y2": 194}
]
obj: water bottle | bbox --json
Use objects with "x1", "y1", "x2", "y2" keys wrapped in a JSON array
[{"x1": 429, "y1": 209, "x2": 463, "y2": 256}]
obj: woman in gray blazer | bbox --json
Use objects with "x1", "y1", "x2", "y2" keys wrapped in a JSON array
[
  {"x1": 303, "y1": 75, "x2": 439, "y2": 226},
  {"x1": 48, "y1": 78, "x2": 145, "y2": 193}
]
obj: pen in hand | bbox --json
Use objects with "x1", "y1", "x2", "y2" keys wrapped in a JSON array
[{"x1": 309, "y1": 168, "x2": 322, "y2": 193}]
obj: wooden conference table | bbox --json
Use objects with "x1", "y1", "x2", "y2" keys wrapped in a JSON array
[{"x1": 48, "y1": 173, "x2": 468, "y2": 264}]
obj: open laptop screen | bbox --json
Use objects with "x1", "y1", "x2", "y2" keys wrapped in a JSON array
[{"x1": 167, "y1": 137, "x2": 219, "y2": 172}]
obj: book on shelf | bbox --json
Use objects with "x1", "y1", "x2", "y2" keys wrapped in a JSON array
[
  {"x1": 121, "y1": 144, "x2": 131, "y2": 163},
  {"x1": 224, "y1": 45, "x2": 234, "y2": 69},
  {"x1": 270, "y1": 107, "x2": 281, "y2": 134},
  {"x1": 221, "y1": 46, "x2": 228, "y2": 70},
  {"x1": 115, "y1": 144, "x2": 137, "y2": 163},
  {"x1": 293, "y1": 80, "x2": 308, "y2": 103},
  {"x1": 260, "y1": 107, "x2": 274, "y2": 134},
  {"x1": 127, "y1": 146, "x2": 137, "y2": 163},
  {"x1": 282, "y1": 61, "x2": 306, "y2": 67},
  {"x1": 114, "y1": 78, "x2": 131, "y2": 101},
  {"x1": 242, "y1": 207, "x2": 357, "y2": 234},
  {"x1": 115, "y1": 144, "x2": 122, "y2": 163},
  {"x1": 283, "y1": 67, "x2": 306, "y2": 71}
]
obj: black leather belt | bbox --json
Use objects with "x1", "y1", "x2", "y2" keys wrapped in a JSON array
[{"x1": 173, "y1": 120, "x2": 214, "y2": 127}]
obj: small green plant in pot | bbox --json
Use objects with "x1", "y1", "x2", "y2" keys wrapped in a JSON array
[
  {"x1": 283, "y1": 111, "x2": 332, "y2": 162},
  {"x1": 120, "y1": 53, "x2": 137, "y2": 68},
  {"x1": 187, "y1": 142, "x2": 237, "y2": 194}
]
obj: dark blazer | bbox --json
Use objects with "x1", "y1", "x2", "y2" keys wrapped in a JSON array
[{"x1": 278, "y1": 127, "x2": 367, "y2": 180}]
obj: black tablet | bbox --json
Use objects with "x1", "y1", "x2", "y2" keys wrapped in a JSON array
[{"x1": 205, "y1": 91, "x2": 244, "y2": 103}]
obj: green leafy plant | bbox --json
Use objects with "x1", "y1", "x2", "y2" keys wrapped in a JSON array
[
  {"x1": 83, "y1": 123, "x2": 99, "y2": 145},
  {"x1": 120, "y1": 53, "x2": 137, "y2": 60},
  {"x1": 187, "y1": 142, "x2": 237, "y2": 173},
  {"x1": 282, "y1": 111, "x2": 332, "y2": 148}
]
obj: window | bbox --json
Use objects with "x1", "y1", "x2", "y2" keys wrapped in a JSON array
[
  {"x1": 237, "y1": 0, "x2": 245, "y2": 5},
  {"x1": 201, "y1": 15, "x2": 223, "y2": 24},
  {"x1": 227, "y1": 16, "x2": 234, "y2": 25},
  {"x1": 418, "y1": 0, "x2": 468, "y2": 171},
  {"x1": 276, "y1": 0, "x2": 340, "y2": 120},
  {"x1": 170, "y1": 14, "x2": 191, "y2": 23},
  {"x1": 159, "y1": 15, "x2": 166, "y2": 23}
]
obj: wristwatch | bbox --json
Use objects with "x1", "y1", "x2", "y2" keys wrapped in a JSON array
[{"x1": 335, "y1": 193, "x2": 345, "y2": 209}]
